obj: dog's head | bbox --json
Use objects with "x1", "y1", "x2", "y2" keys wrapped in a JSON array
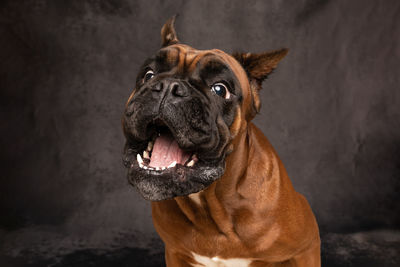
[{"x1": 122, "y1": 17, "x2": 287, "y2": 201}]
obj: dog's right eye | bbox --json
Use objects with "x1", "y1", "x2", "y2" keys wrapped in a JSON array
[{"x1": 143, "y1": 70, "x2": 155, "y2": 83}]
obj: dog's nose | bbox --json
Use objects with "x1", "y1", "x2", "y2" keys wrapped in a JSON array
[{"x1": 153, "y1": 80, "x2": 188, "y2": 97}]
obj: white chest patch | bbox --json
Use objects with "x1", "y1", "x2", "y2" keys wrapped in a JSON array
[{"x1": 191, "y1": 252, "x2": 252, "y2": 267}]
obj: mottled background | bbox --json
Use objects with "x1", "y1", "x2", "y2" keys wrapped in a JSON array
[{"x1": 1, "y1": 0, "x2": 399, "y2": 266}]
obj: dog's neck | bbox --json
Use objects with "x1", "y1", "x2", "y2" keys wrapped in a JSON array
[
  {"x1": 168, "y1": 122, "x2": 297, "y2": 239},
  {"x1": 207, "y1": 122, "x2": 295, "y2": 206}
]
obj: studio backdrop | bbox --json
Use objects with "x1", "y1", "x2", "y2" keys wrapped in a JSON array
[{"x1": 1, "y1": 0, "x2": 399, "y2": 266}]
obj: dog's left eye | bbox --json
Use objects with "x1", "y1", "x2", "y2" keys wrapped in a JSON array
[
  {"x1": 211, "y1": 82, "x2": 230, "y2": 99},
  {"x1": 143, "y1": 70, "x2": 155, "y2": 83}
]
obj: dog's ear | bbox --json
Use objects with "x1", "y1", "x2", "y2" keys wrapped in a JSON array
[
  {"x1": 161, "y1": 15, "x2": 179, "y2": 47},
  {"x1": 232, "y1": 49, "x2": 288, "y2": 119}
]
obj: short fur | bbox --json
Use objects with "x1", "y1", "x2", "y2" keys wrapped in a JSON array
[{"x1": 122, "y1": 17, "x2": 320, "y2": 266}]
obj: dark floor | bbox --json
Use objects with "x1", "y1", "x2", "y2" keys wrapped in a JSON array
[{"x1": 1, "y1": 230, "x2": 399, "y2": 267}]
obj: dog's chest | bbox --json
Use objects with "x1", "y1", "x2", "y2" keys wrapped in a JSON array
[{"x1": 191, "y1": 252, "x2": 252, "y2": 267}]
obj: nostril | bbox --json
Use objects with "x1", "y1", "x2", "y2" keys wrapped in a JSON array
[
  {"x1": 171, "y1": 82, "x2": 187, "y2": 97},
  {"x1": 153, "y1": 81, "x2": 164, "y2": 92},
  {"x1": 171, "y1": 82, "x2": 179, "y2": 93}
]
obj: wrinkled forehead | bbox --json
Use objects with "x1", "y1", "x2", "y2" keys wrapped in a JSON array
[{"x1": 152, "y1": 44, "x2": 250, "y2": 92}]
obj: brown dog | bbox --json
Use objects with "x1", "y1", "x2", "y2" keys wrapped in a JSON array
[{"x1": 122, "y1": 17, "x2": 320, "y2": 266}]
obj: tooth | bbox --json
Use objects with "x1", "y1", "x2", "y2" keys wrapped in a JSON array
[
  {"x1": 155, "y1": 167, "x2": 160, "y2": 171},
  {"x1": 167, "y1": 161, "x2": 177, "y2": 168},
  {"x1": 139, "y1": 160, "x2": 144, "y2": 168},
  {"x1": 143, "y1": 166, "x2": 148, "y2": 169},
  {"x1": 137, "y1": 154, "x2": 143, "y2": 164},
  {"x1": 147, "y1": 141, "x2": 153, "y2": 151},
  {"x1": 187, "y1": 160, "x2": 195, "y2": 167},
  {"x1": 143, "y1": 150, "x2": 150, "y2": 159},
  {"x1": 161, "y1": 167, "x2": 166, "y2": 170}
]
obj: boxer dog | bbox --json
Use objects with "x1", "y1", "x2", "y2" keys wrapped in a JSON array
[{"x1": 122, "y1": 16, "x2": 320, "y2": 267}]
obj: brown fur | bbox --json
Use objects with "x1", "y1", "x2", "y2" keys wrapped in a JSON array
[{"x1": 148, "y1": 19, "x2": 321, "y2": 266}]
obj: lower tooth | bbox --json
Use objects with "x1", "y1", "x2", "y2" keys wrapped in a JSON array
[
  {"x1": 187, "y1": 160, "x2": 195, "y2": 167},
  {"x1": 137, "y1": 154, "x2": 144, "y2": 164},
  {"x1": 167, "y1": 161, "x2": 177, "y2": 168}
]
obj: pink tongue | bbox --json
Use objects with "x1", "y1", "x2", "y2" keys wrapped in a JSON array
[{"x1": 149, "y1": 132, "x2": 191, "y2": 168}]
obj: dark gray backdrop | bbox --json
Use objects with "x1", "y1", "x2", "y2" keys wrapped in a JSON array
[{"x1": 1, "y1": 0, "x2": 399, "y2": 266}]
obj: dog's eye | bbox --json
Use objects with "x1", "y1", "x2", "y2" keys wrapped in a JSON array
[
  {"x1": 211, "y1": 82, "x2": 230, "y2": 99},
  {"x1": 143, "y1": 70, "x2": 154, "y2": 83}
]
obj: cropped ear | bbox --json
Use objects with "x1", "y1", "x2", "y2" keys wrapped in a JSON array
[
  {"x1": 161, "y1": 15, "x2": 179, "y2": 47},
  {"x1": 232, "y1": 48, "x2": 288, "y2": 119}
]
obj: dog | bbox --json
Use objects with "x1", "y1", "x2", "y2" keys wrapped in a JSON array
[{"x1": 122, "y1": 16, "x2": 320, "y2": 267}]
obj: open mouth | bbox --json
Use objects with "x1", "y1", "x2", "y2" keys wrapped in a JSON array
[
  {"x1": 123, "y1": 118, "x2": 226, "y2": 201},
  {"x1": 135, "y1": 127, "x2": 199, "y2": 171}
]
